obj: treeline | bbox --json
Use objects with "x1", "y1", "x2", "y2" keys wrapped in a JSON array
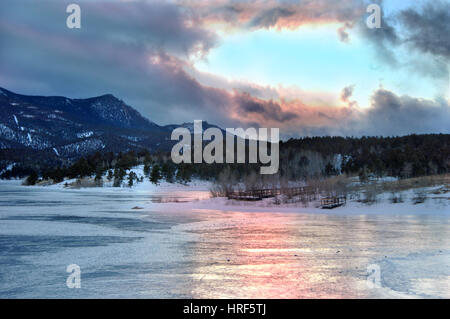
[
  {"x1": 22, "y1": 150, "x2": 194, "y2": 186},
  {"x1": 2, "y1": 133, "x2": 449, "y2": 185},
  {"x1": 280, "y1": 134, "x2": 450, "y2": 179}
]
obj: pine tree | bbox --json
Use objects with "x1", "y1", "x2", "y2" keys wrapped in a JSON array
[
  {"x1": 161, "y1": 162, "x2": 174, "y2": 183},
  {"x1": 150, "y1": 165, "x2": 161, "y2": 185},
  {"x1": 25, "y1": 170, "x2": 38, "y2": 185},
  {"x1": 325, "y1": 162, "x2": 336, "y2": 176},
  {"x1": 143, "y1": 162, "x2": 151, "y2": 177},
  {"x1": 128, "y1": 171, "x2": 137, "y2": 187},
  {"x1": 358, "y1": 167, "x2": 369, "y2": 183},
  {"x1": 95, "y1": 169, "x2": 103, "y2": 186},
  {"x1": 113, "y1": 168, "x2": 126, "y2": 187},
  {"x1": 176, "y1": 165, "x2": 192, "y2": 183},
  {"x1": 107, "y1": 170, "x2": 113, "y2": 181}
]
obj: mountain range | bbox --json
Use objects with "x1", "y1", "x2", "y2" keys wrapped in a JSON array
[{"x1": 0, "y1": 87, "x2": 221, "y2": 162}]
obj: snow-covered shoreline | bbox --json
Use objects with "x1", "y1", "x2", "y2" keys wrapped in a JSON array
[
  {"x1": 153, "y1": 188, "x2": 450, "y2": 216},
  {"x1": 1, "y1": 171, "x2": 448, "y2": 216}
]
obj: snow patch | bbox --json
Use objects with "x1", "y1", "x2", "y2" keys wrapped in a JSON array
[
  {"x1": 47, "y1": 113, "x2": 67, "y2": 121},
  {"x1": 0, "y1": 163, "x2": 16, "y2": 175},
  {"x1": 59, "y1": 138, "x2": 104, "y2": 155},
  {"x1": 0, "y1": 124, "x2": 15, "y2": 140},
  {"x1": 77, "y1": 131, "x2": 94, "y2": 138}
]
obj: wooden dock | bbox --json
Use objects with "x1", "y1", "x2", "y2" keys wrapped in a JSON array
[
  {"x1": 320, "y1": 196, "x2": 346, "y2": 209},
  {"x1": 227, "y1": 186, "x2": 311, "y2": 201},
  {"x1": 228, "y1": 187, "x2": 346, "y2": 209}
]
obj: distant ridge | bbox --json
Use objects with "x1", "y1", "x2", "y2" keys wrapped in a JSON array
[{"x1": 0, "y1": 86, "x2": 222, "y2": 162}]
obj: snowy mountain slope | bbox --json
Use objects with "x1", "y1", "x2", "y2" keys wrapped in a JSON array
[{"x1": 0, "y1": 87, "x2": 184, "y2": 161}]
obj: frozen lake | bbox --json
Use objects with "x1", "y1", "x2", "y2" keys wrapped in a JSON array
[{"x1": 0, "y1": 182, "x2": 449, "y2": 298}]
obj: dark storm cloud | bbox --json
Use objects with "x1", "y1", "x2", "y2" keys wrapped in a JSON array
[
  {"x1": 248, "y1": 8, "x2": 295, "y2": 29},
  {"x1": 362, "y1": 89, "x2": 450, "y2": 136},
  {"x1": 234, "y1": 92, "x2": 298, "y2": 122},
  {"x1": 358, "y1": 9, "x2": 400, "y2": 66},
  {"x1": 0, "y1": 0, "x2": 217, "y2": 58},
  {"x1": 340, "y1": 85, "x2": 355, "y2": 103},
  {"x1": 357, "y1": 1, "x2": 448, "y2": 78},
  {"x1": 279, "y1": 89, "x2": 450, "y2": 137},
  {"x1": 398, "y1": 1, "x2": 450, "y2": 59},
  {"x1": 0, "y1": 0, "x2": 218, "y2": 125}
]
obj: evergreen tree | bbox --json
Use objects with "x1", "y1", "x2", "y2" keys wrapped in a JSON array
[
  {"x1": 358, "y1": 167, "x2": 369, "y2": 183},
  {"x1": 128, "y1": 171, "x2": 137, "y2": 187},
  {"x1": 95, "y1": 169, "x2": 103, "y2": 186},
  {"x1": 113, "y1": 168, "x2": 126, "y2": 187},
  {"x1": 143, "y1": 162, "x2": 151, "y2": 177},
  {"x1": 107, "y1": 169, "x2": 113, "y2": 181},
  {"x1": 150, "y1": 165, "x2": 161, "y2": 185},
  {"x1": 161, "y1": 162, "x2": 175, "y2": 183},
  {"x1": 324, "y1": 162, "x2": 336, "y2": 176},
  {"x1": 25, "y1": 170, "x2": 38, "y2": 185},
  {"x1": 176, "y1": 165, "x2": 192, "y2": 183}
]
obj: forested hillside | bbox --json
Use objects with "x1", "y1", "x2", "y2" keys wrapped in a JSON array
[{"x1": 2, "y1": 134, "x2": 448, "y2": 184}]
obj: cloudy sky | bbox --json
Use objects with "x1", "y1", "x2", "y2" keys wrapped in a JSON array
[{"x1": 0, "y1": 0, "x2": 449, "y2": 137}]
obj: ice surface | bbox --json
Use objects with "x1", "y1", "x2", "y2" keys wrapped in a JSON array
[{"x1": 0, "y1": 180, "x2": 448, "y2": 298}]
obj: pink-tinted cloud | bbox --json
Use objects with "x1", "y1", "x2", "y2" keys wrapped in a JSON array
[
  {"x1": 179, "y1": 0, "x2": 366, "y2": 30},
  {"x1": 1, "y1": 0, "x2": 448, "y2": 137}
]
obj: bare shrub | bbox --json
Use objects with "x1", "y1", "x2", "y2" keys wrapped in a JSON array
[
  {"x1": 360, "y1": 182, "x2": 379, "y2": 205},
  {"x1": 273, "y1": 195, "x2": 281, "y2": 205},
  {"x1": 412, "y1": 189, "x2": 427, "y2": 204},
  {"x1": 299, "y1": 193, "x2": 309, "y2": 207},
  {"x1": 389, "y1": 192, "x2": 404, "y2": 204},
  {"x1": 317, "y1": 175, "x2": 350, "y2": 198},
  {"x1": 210, "y1": 167, "x2": 237, "y2": 197},
  {"x1": 432, "y1": 186, "x2": 449, "y2": 195},
  {"x1": 306, "y1": 177, "x2": 321, "y2": 201},
  {"x1": 68, "y1": 177, "x2": 98, "y2": 188},
  {"x1": 209, "y1": 185, "x2": 223, "y2": 198},
  {"x1": 243, "y1": 171, "x2": 261, "y2": 192},
  {"x1": 262, "y1": 173, "x2": 280, "y2": 190}
]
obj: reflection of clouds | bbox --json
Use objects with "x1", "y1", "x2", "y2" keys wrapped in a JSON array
[
  {"x1": 185, "y1": 213, "x2": 361, "y2": 298},
  {"x1": 176, "y1": 211, "x2": 450, "y2": 298}
]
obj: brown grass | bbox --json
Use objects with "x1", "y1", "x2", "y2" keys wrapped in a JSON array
[
  {"x1": 66, "y1": 177, "x2": 102, "y2": 188},
  {"x1": 378, "y1": 174, "x2": 450, "y2": 193}
]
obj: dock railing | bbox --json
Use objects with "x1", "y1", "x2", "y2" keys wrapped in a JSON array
[
  {"x1": 227, "y1": 186, "x2": 312, "y2": 200},
  {"x1": 320, "y1": 196, "x2": 346, "y2": 209},
  {"x1": 227, "y1": 187, "x2": 346, "y2": 209}
]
